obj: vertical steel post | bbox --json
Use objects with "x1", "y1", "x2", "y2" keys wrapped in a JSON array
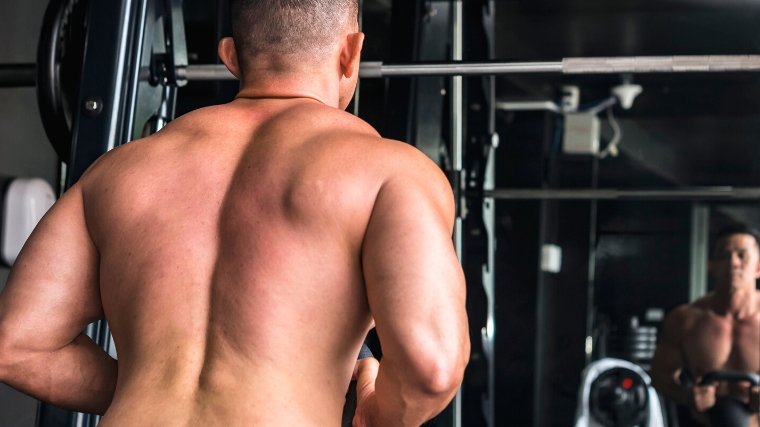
[
  {"x1": 451, "y1": 1, "x2": 464, "y2": 426},
  {"x1": 584, "y1": 159, "x2": 600, "y2": 365},
  {"x1": 481, "y1": 139, "x2": 496, "y2": 427},
  {"x1": 689, "y1": 204, "x2": 710, "y2": 302},
  {"x1": 353, "y1": 0, "x2": 363, "y2": 117},
  {"x1": 481, "y1": 4, "x2": 496, "y2": 426}
]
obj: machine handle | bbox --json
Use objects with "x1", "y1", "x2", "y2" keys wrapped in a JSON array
[{"x1": 699, "y1": 371, "x2": 760, "y2": 387}]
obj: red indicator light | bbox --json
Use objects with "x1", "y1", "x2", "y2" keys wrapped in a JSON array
[{"x1": 622, "y1": 378, "x2": 633, "y2": 389}]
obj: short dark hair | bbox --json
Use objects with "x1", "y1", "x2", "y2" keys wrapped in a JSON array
[
  {"x1": 229, "y1": 0, "x2": 359, "y2": 61},
  {"x1": 712, "y1": 223, "x2": 760, "y2": 257}
]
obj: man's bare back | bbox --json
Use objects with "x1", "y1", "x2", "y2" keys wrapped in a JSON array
[
  {"x1": 0, "y1": 97, "x2": 468, "y2": 427},
  {"x1": 92, "y1": 99, "x2": 392, "y2": 426}
]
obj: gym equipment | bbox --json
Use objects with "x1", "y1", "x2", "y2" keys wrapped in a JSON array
[
  {"x1": 485, "y1": 188, "x2": 760, "y2": 200},
  {"x1": 0, "y1": 178, "x2": 57, "y2": 268},
  {"x1": 700, "y1": 371, "x2": 759, "y2": 427},
  {"x1": 575, "y1": 358, "x2": 665, "y2": 427},
  {"x1": 3, "y1": 52, "x2": 760, "y2": 166},
  {"x1": 36, "y1": 0, "x2": 88, "y2": 163},
  {"x1": 342, "y1": 344, "x2": 374, "y2": 427},
  {"x1": 608, "y1": 317, "x2": 657, "y2": 372},
  {"x1": 699, "y1": 371, "x2": 760, "y2": 387},
  {"x1": 182, "y1": 55, "x2": 760, "y2": 80},
  {"x1": 0, "y1": 64, "x2": 35, "y2": 87}
]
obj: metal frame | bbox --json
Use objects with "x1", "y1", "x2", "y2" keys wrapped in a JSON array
[
  {"x1": 485, "y1": 187, "x2": 760, "y2": 200},
  {"x1": 689, "y1": 204, "x2": 710, "y2": 302},
  {"x1": 450, "y1": 3, "x2": 464, "y2": 427}
]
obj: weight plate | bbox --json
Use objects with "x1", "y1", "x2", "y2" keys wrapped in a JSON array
[{"x1": 37, "y1": 0, "x2": 88, "y2": 163}]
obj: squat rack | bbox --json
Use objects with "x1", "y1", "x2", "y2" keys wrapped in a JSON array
[{"x1": 1, "y1": 0, "x2": 758, "y2": 427}]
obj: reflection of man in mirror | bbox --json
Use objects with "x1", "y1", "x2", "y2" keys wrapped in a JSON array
[{"x1": 652, "y1": 223, "x2": 760, "y2": 427}]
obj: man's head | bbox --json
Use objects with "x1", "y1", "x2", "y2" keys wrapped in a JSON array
[
  {"x1": 709, "y1": 223, "x2": 760, "y2": 290},
  {"x1": 220, "y1": 0, "x2": 363, "y2": 109}
]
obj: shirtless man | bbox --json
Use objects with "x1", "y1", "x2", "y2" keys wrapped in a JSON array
[
  {"x1": 652, "y1": 224, "x2": 760, "y2": 427},
  {"x1": 0, "y1": 1, "x2": 470, "y2": 426}
]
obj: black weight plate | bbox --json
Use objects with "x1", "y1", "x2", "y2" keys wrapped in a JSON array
[
  {"x1": 37, "y1": 0, "x2": 88, "y2": 163},
  {"x1": 590, "y1": 367, "x2": 649, "y2": 427}
]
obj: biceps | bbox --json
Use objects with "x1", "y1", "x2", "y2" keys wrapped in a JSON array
[{"x1": 0, "y1": 186, "x2": 102, "y2": 352}]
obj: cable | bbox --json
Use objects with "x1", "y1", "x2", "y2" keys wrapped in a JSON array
[
  {"x1": 599, "y1": 105, "x2": 622, "y2": 159},
  {"x1": 584, "y1": 96, "x2": 617, "y2": 115}
]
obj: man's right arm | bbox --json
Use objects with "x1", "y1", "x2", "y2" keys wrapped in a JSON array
[
  {"x1": 358, "y1": 145, "x2": 470, "y2": 427},
  {"x1": 651, "y1": 306, "x2": 693, "y2": 407}
]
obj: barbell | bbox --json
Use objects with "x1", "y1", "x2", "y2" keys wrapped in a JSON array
[{"x1": 3, "y1": 0, "x2": 760, "y2": 164}]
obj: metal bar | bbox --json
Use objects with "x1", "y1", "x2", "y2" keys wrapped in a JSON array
[
  {"x1": 482, "y1": 147, "x2": 496, "y2": 427},
  {"x1": 352, "y1": 0, "x2": 363, "y2": 117},
  {"x1": 496, "y1": 100, "x2": 560, "y2": 113},
  {"x1": 0, "y1": 63, "x2": 35, "y2": 87},
  {"x1": 485, "y1": 187, "x2": 760, "y2": 200},
  {"x1": 585, "y1": 160, "x2": 600, "y2": 366},
  {"x1": 7, "y1": 54, "x2": 760, "y2": 88},
  {"x1": 451, "y1": 2, "x2": 463, "y2": 427},
  {"x1": 181, "y1": 54, "x2": 760, "y2": 81},
  {"x1": 689, "y1": 204, "x2": 710, "y2": 302}
]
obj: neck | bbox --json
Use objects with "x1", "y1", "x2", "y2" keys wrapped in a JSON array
[
  {"x1": 713, "y1": 283, "x2": 758, "y2": 318},
  {"x1": 236, "y1": 67, "x2": 339, "y2": 108}
]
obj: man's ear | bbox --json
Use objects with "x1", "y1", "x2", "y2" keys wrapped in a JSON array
[
  {"x1": 219, "y1": 37, "x2": 242, "y2": 80},
  {"x1": 340, "y1": 32, "x2": 365, "y2": 79}
]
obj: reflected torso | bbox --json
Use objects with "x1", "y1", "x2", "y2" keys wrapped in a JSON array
[
  {"x1": 682, "y1": 294, "x2": 760, "y2": 426},
  {"x1": 80, "y1": 99, "x2": 385, "y2": 427}
]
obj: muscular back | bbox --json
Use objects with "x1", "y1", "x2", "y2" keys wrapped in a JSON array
[{"x1": 74, "y1": 98, "x2": 437, "y2": 427}]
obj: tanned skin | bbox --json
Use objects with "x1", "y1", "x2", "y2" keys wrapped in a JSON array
[
  {"x1": 651, "y1": 233, "x2": 760, "y2": 427},
  {"x1": 0, "y1": 19, "x2": 469, "y2": 427}
]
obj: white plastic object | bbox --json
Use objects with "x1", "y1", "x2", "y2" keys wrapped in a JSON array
[
  {"x1": 561, "y1": 85, "x2": 580, "y2": 112},
  {"x1": 1, "y1": 178, "x2": 57, "y2": 267},
  {"x1": 541, "y1": 244, "x2": 563, "y2": 273},
  {"x1": 563, "y1": 113, "x2": 600, "y2": 155},
  {"x1": 645, "y1": 308, "x2": 665, "y2": 322},
  {"x1": 574, "y1": 358, "x2": 665, "y2": 427},
  {"x1": 611, "y1": 83, "x2": 643, "y2": 110}
]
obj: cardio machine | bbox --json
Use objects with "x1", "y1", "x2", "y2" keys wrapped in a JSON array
[{"x1": 575, "y1": 358, "x2": 665, "y2": 427}]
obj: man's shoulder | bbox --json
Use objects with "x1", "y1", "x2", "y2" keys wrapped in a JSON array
[
  {"x1": 280, "y1": 104, "x2": 441, "y2": 177},
  {"x1": 665, "y1": 302, "x2": 706, "y2": 329},
  {"x1": 665, "y1": 296, "x2": 716, "y2": 328}
]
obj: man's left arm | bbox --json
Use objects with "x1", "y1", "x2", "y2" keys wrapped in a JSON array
[{"x1": 0, "y1": 184, "x2": 117, "y2": 415}]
